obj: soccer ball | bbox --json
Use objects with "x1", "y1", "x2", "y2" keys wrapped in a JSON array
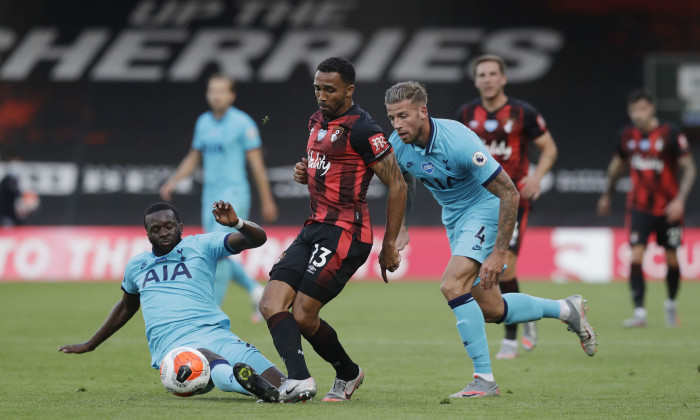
[{"x1": 159, "y1": 347, "x2": 211, "y2": 397}]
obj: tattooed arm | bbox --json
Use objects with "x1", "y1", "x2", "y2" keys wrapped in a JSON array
[
  {"x1": 480, "y1": 169, "x2": 520, "y2": 289},
  {"x1": 371, "y1": 152, "x2": 407, "y2": 282},
  {"x1": 395, "y1": 171, "x2": 416, "y2": 251}
]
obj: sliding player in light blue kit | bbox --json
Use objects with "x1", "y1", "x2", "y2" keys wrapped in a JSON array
[
  {"x1": 160, "y1": 74, "x2": 278, "y2": 323},
  {"x1": 384, "y1": 82, "x2": 597, "y2": 397},
  {"x1": 60, "y1": 201, "x2": 284, "y2": 402}
]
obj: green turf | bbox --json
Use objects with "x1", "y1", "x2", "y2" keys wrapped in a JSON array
[{"x1": 1, "y1": 281, "x2": 699, "y2": 419}]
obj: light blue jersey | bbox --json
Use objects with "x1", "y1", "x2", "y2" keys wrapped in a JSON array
[
  {"x1": 122, "y1": 232, "x2": 238, "y2": 367},
  {"x1": 390, "y1": 117, "x2": 502, "y2": 262},
  {"x1": 192, "y1": 106, "x2": 261, "y2": 232}
]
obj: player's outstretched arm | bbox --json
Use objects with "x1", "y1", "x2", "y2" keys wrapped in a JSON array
[
  {"x1": 58, "y1": 292, "x2": 141, "y2": 354},
  {"x1": 396, "y1": 171, "x2": 417, "y2": 251},
  {"x1": 666, "y1": 154, "x2": 697, "y2": 222},
  {"x1": 597, "y1": 155, "x2": 627, "y2": 217},
  {"x1": 521, "y1": 132, "x2": 558, "y2": 200},
  {"x1": 160, "y1": 149, "x2": 202, "y2": 201},
  {"x1": 371, "y1": 153, "x2": 407, "y2": 282},
  {"x1": 212, "y1": 200, "x2": 267, "y2": 252},
  {"x1": 482, "y1": 170, "x2": 520, "y2": 289},
  {"x1": 246, "y1": 148, "x2": 279, "y2": 223}
]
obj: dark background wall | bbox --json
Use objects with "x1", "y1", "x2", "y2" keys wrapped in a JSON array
[{"x1": 1, "y1": 0, "x2": 698, "y2": 227}]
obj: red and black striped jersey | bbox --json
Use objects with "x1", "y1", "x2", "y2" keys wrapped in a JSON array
[
  {"x1": 305, "y1": 104, "x2": 392, "y2": 244},
  {"x1": 455, "y1": 98, "x2": 547, "y2": 187},
  {"x1": 616, "y1": 121, "x2": 691, "y2": 216}
]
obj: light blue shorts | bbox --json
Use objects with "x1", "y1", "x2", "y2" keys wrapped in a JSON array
[
  {"x1": 447, "y1": 213, "x2": 498, "y2": 262},
  {"x1": 154, "y1": 324, "x2": 274, "y2": 375}
]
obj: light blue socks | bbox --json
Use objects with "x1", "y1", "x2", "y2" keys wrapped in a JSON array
[{"x1": 449, "y1": 293, "x2": 491, "y2": 375}]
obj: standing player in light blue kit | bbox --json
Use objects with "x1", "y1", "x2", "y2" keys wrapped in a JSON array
[
  {"x1": 59, "y1": 201, "x2": 284, "y2": 402},
  {"x1": 161, "y1": 74, "x2": 278, "y2": 323},
  {"x1": 384, "y1": 82, "x2": 597, "y2": 397}
]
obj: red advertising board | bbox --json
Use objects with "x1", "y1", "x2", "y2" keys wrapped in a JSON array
[{"x1": 0, "y1": 226, "x2": 698, "y2": 282}]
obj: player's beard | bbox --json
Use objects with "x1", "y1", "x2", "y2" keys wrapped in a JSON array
[{"x1": 150, "y1": 231, "x2": 183, "y2": 256}]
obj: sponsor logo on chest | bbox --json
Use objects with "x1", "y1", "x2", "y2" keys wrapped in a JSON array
[
  {"x1": 307, "y1": 150, "x2": 331, "y2": 176},
  {"x1": 483, "y1": 139, "x2": 512, "y2": 160}
]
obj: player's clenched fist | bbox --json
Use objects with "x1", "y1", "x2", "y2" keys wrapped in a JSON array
[{"x1": 293, "y1": 158, "x2": 308, "y2": 184}]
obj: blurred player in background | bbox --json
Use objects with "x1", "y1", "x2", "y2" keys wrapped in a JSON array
[
  {"x1": 0, "y1": 151, "x2": 40, "y2": 226},
  {"x1": 598, "y1": 89, "x2": 696, "y2": 328},
  {"x1": 261, "y1": 57, "x2": 406, "y2": 403},
  {"x1": 386, "y1": 81, "x2": 595, "y2": 398},
  {"x1": 59, "y1": 201, "x2": 284, "y2": 402},
  {"x1": 455, "y1": 54, "x2": 558, "y2": 359},
  {"x1": 160, "y1": 74, "x2": 278, "y2": 323}
]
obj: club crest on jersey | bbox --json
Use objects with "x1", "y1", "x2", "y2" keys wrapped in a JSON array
[
  {"x1": 655, "y1": 138, "x2": 664, "y2": 151},
  {"x1": 639, "y1": 138, "x2": 650, "y2": 151},
  {"x1": 469, "y1": 120, "x2": 479, "y2": 129},
  {"x1": 472, "y1": 151, "x2": 487, "y2": 167},
  {"x1": 503, "y1": 119, "x2": 515, "y2": 134},
  {"x1": 421, "y1": 162, "x2": 434, "y2": 174},
  {"x1": 330, "y1": 127, "x2": 344, "y2": 142},
  {"x1": 317, "y1": 129, "x2": 327, "y2": 141},
  {"x1": 484, "y1": 119, "x2": 499, "y2": 132}
]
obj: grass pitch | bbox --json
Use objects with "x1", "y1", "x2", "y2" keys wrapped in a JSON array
[{"x1": 2, "y1": 280, "x2": 699, "y2": 419}]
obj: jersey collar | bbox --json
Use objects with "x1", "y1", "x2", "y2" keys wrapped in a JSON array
[
  {"x1": 425, "y1": 116, "x2": 437, "y2": 154},
  {"x1": 411, "y1": 116, "x2": 437, "y2": 155}
]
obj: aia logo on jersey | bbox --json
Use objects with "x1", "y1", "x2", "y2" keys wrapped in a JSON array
[
  {"x1": 330, "y1": 127, "x2": 344, "y2": 142},
  {"x1": 369, "y1": 133, "x2": 389, "y2": 157}
]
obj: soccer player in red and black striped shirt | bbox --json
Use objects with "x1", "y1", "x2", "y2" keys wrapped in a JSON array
[
  {"x1": 455, "y1": 54, "x2": 558, "y2": 359},
  {"x1": 598, "y1": 89, "x2": 696, "y2": 328},
  {"x1": 259, "y1": 57, "x2": 407, "y2": 403}
]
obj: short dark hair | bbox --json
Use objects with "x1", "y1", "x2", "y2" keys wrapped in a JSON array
[
  {"x1": 627, "y1": 88, "x2": 654, "y2": 105},
  {"x1": 471, "y1": 54, "x2": 506, "y2": 77},
  {"x1": 144, "y1": 202, "x2": 181, "y2": 229},
  {"x1": 208, "y1": 73, "x2": 237, "y2": 93},
  {"x1": 316, "y1": 57, "x2": 355, "y2": 85}
]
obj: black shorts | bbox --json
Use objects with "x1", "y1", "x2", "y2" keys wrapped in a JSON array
[
  {"x1": 629, "y1": 210, "x2": 682, "y2": 249},
  {"x1": 508, "y1": 204, "x2": 530, "y2": 254},
  {"x1": 269, "y1": 223, "x2": 372, "y2": 304}
]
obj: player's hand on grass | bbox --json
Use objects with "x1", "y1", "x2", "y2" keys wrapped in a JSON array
[
  {"x1": 379, "y1": 243, "x2": 401, "y2": 283},
  {"x1": 596, "y1": 193, "x2": 611, "y2": 217},
  {"x1": 396, "y1": 225, "x2": 409, "y2": 251},
  {"x1": 293, "y1": 158, "x2": 308, "y2": 185},
  {"x1": 212, "y1": 201, "x2": 240, "y2": 227},
  {"x1": 665, "y1": 198, "x2": 684, "y2": 223},
  {"x1": 479, "y1": 249, "x2": 505, "y2": 290},
  {"x1": 58, "y1": 342, "x2": 93, "y2": 354}
]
